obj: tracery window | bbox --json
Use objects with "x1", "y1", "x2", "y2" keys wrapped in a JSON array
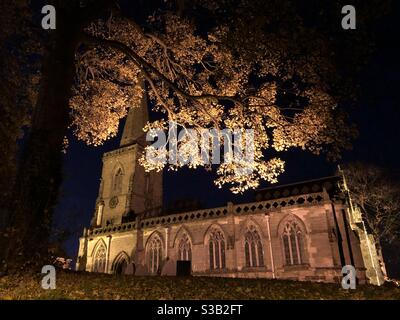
[
  {"x1": 178, "y1": 233, "x2": 192, "y2": 261},
  {"x1": 209, "y1": 229, "x2": 226, "y2": 270},
  {"x1": 147, "y1": 234, "x2": 163, "y2": 274},
  {"x1": 244, "y1": 226, "x2": 264, "y2": 267},
  {"x1": 282, "y1": 220, "x2": 305, "y2": 265},
  {"x1": 93, "y1": 244, "x2": 107, "y2": 273}
]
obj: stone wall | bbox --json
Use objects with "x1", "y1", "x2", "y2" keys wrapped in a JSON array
[{"x1": 78, "y1": 191, "x2": 369, "y2": 284}]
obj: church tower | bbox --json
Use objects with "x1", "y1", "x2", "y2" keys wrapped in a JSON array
[{"x1": 91, "y1": 81, "x2": 163, "y2": 227}]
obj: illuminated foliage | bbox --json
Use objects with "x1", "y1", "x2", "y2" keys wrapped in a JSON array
[{"x1": 69, "y1": 1, "x2": 358, "y2": 192}]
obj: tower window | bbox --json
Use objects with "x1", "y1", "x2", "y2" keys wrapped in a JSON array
[{"x1": 112, "y1": 168, "x2": 123, "y2": 193}]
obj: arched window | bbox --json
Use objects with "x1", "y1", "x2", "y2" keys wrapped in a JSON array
[
  {"x1": 244, "y1": 225, "x2": 264, "y2": 267},
  {"x1": 93, "y1": 244, "x2": 107, "y2": 273},
  {"x1": 112, "y1": 168, "x2": 123, "y2": 193},
  {"x1": 147, "y1": 234, "x2": 163, "y2": 274},
  {"x1": 208, "y1": 229, "x2": 226, "y2": 270},
  {"x1": 178, "y1": 233, "x2": 192, "y2": 261},
  {"x1": 281, "y1": 220, "x2": 305, "y2": 266}
]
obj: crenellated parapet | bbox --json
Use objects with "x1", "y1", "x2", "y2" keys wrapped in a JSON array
[{"x1": 87, "y1": 191, "x2": 327, "y2": 236}]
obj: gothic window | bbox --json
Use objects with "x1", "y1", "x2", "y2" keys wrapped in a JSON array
[
  {"x1": 244, "y1": 225, "x2": 264, "y2": 267},
  {"x1": 208, "y1": 229, "x2": 226, "y2": 270},
  {"x1": 281, "y1": 220, "x2": 305, "y2": 266},
  {"x1": 145, "y1": 173, "x2": 150, "y2": 193},
  {"x1": 93, "y1": 244, "x2": 107, "y2": 273},
  {"x1": 178, "y1": 233, "x2": 192, "y2": 261},
  {"x1": 147, "y1": 234, "x2": 163, "y2": 274},
  {"x1": 112, "y1": 168, "x2": 123, "y2": 193}
]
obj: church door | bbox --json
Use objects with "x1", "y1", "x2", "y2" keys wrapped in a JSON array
[
  {"x1": 115, "y1": 260, "x2": 128, "y2": 275},
  {"x1": 176, "y1": 260, "x2": 191, "y2": 276}
]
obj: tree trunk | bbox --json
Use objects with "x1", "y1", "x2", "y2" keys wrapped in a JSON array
[
  {"x1": 1, "y1": 0, "x2": 147, "y2": 272},
  {"x1": 3, "y1": 7, "x2": 81, "y2": 272}
]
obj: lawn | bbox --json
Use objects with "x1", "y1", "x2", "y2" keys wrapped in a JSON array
[{"x1": 0, "y1": 270, "x2": 399, "y2": 300}]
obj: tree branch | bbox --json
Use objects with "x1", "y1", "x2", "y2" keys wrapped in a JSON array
[{"x1": 80, "y1": 33, "x2": 272, "y2": 108}]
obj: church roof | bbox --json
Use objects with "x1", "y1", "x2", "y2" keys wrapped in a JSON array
[{"x1": 254, "y1": 175, "x2": 342, "y2": 202}]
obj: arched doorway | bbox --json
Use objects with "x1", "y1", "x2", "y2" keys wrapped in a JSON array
[
  {"x1": 114, "y1": 259, "x2": 128, "y2": 275},
  {"x1": 112, "y1": 252, "x2": 130, "y2": 275}
]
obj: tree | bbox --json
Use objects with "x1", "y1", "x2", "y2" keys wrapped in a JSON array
[
  {"x1": 2, "y1": 0, "x2": 390, "y2": 269},
  {"x1": 69, "y1": 0, "x2": 390, "y2": 192},
  {"x1": 342, "y1": 162, "x2": 400, "y2": 244},
  {"x1": 0, "y1": 1, "x2": 41, "y2": 273},
  {"x1": 71, "y1": 0, "x2": 362, "y2": 193},
  {"x1": 3, "y1": 0, "x2": 114, "y2": 270}
]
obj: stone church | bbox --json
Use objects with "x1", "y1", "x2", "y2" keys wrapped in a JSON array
[{"x1": 76, "y1": 92, "x2": 386, "y2": 285}]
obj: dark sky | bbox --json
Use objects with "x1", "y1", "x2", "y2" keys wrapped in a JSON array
[{"x1": 53, "y1": 2, "x2": 400, "y2": 273}]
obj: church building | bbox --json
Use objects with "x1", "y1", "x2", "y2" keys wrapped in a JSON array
[{"x1": 76, "y1": 91, "x2": 386, "y2": 285}]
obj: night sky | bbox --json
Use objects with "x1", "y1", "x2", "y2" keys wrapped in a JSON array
[{"x1": 53, "y1": 2, "x2": 400, "y2": 274}]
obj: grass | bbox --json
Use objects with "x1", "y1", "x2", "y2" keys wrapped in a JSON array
[{"x1": 0, "y1": 269, "x2": 399, "y2": 300}]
